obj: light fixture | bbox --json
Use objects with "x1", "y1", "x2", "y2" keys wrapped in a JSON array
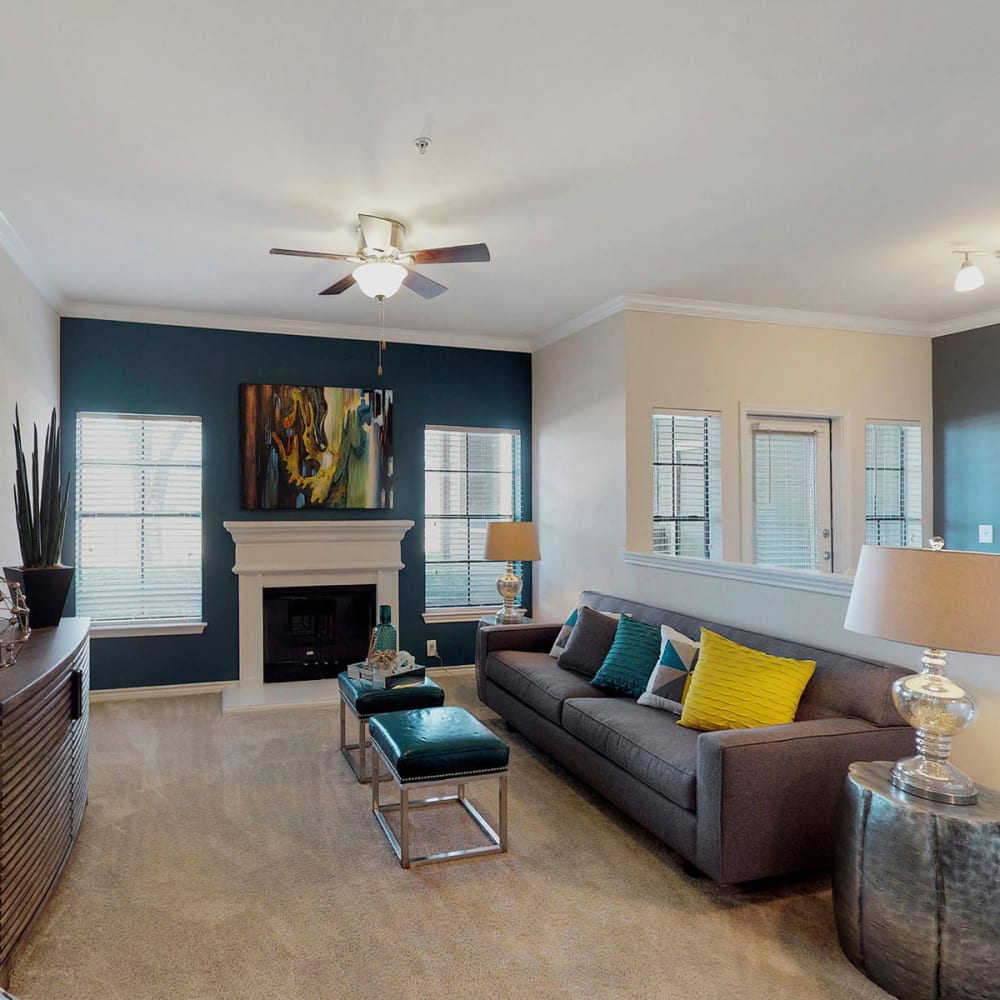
[
  {"x1": 954, "y1": 252, "x2": 985, "y2": 292},
  {"x1": 484, "y1": 521, "x2": 540, "y2": 624},
  {"x1": 353, "y1": 261, "x2": 407, "y2": 300},
  {"x1": 844, "y1": 538, "x2": 1000, "y2": 805},
  {"x1": 950, "y1": 249, "x2": 1000, "y2": 291}
]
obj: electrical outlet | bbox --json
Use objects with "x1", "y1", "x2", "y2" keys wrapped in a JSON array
[
  {"x1": 426, "y1": 638, "x2": 438, "y2": 658},
  {"x1": 979, "y1": 524, "x2": 994, "y2": 544}
]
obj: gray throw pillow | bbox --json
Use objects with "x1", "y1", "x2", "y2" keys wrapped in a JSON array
[{"x1": 557, "y1": 605, "x2": 620, "y2": 677}]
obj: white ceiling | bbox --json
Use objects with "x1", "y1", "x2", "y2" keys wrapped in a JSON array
[{"x1": 5, "y1": 2, "x2": 1000, "y2": 347}]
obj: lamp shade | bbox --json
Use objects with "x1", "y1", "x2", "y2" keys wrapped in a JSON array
[
  {"x1": 845, "y1": 545, "x2": 1000, "y2": 654},
  {"x1": 484, "y1": 521, "x2": 540, "y2": 562},
  {"x1": 353, "y1": 261, "x2": 406, "y2": 299}
]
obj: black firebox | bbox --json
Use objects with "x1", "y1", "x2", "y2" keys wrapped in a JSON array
[{"x1": 262, "y1": 584, "x2": 376, "y2": 683}]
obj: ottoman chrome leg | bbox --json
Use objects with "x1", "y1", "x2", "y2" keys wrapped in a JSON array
[
  {"x1": 369, "y1": 740, "x2": 509, "y2": 868},
  {"x1": 339, "y1": 696, "x2": 380, "y2": 784}
]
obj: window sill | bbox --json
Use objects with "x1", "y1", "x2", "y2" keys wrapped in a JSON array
[
  {"x1": 621, "y1": 550, "x2": 855, "y2": 597},
  {"x1": 90, "y1": 620, "x2": 208, "y2": 639},
  {"x1": 422, "y1": 606, "x2": 510, "y2": 624}
]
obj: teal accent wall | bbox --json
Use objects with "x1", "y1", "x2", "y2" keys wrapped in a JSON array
[
  {"x1": 932, "y1": 323, "x2": 1000, "y2": 552},
  {"x1": 60, "y1": 317, "x2": 532, "y2": 689}
]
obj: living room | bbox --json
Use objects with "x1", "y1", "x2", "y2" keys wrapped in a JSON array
[{"x1": 2, "y1": 4, "x2": 1000, "y2": 998}]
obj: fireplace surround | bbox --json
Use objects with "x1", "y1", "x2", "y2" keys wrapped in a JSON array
[{"x1": 222, "y1": 520, "x2": 414, "y2": 712}]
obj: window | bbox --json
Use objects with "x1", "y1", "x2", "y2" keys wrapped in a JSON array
[
  {"x1": 866, "y1": 422, "x2": 922, "y2": 547},
  {"x1": 424, "y1": 427, "x2": 522, "y2": 610},
  {"x1": 76, "y1": 413, "x2": 203, "y2": 626},
  {"x1": 652, "y1": 410, "x2": 722, "y2": 559},
  {"x1": 749, "y1": 417, "x2": 832, "y2": 572}
]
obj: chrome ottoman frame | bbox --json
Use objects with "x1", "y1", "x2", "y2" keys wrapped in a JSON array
[{"x1": 369, "y1": 707, "x2": 509, "y2": 868}]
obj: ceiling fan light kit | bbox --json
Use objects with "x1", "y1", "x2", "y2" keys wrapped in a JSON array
[
  {"x1": 353, "y1": 261, "x2": 407, "y2": 299},
  {"x1": 269, "y1": 213, "x2": 489, "y2": 302},
  {"x1": 952, "y1": 249, "x2": 997, "y2": 292}
]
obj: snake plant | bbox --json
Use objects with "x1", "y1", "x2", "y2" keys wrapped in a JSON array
[{"x1": 12, "y1": 407, "x2": 72, "y2": 568}]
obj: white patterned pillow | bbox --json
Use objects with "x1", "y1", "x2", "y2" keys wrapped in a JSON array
[{"x1": 637, "y1": 625, "x2": 700, "y2": 712}]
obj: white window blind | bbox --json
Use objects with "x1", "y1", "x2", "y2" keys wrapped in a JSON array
[
  {"x1": 751, "y1": 421, "x2": 831, "y2": 572},
  {"x1": 424, "y1": 427, "x2": 522, "y2": 609},
  {"x1": 866, "y1": 423, "x2": 922, "y2": 547},
  {"x1": 76, "y1": 413, "x2": 203, "y2": 624},
  {"x1": 652, "y1": 411, "x2": 722, "y2": 559}
]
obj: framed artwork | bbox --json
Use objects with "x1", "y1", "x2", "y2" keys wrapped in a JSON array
[{"x1": 240, "y1": 384, "x2": 393, "y2": 510}]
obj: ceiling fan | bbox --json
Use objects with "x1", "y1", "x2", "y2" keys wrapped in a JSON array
[{"x1": 270, "y1": 214, "x2": 490, "y2": 301}]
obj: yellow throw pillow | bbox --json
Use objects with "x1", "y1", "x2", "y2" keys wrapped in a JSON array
[{"x1": 678, "y1": 629, "x2": 816, "y2": 731}]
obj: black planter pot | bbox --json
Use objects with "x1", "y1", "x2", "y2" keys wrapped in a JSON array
[{"x1": 2, "y1": 566, "x2": 75, "y2": 629}]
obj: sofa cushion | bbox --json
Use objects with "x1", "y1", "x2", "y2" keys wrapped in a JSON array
[
  {"x1": 557, "y1": 605, "x2": 620, "y2": 678},
  {"x1": 679, "y1": 629, "x2": 816, "y2": 732},
  {"x1": 591, "y1": 615, "x2": 662, "y2": 697},
  {"x1": 486, "y1": 651, "x2": 606, "y2": 724},
  {"x1": 576, "y1": 590, "x2": 910, "y2": 727},
  {"x1": 562, "y1": 697, "x2": 699, "y2": 811},
  {"x1": 637, "y1": 625, "x2": 699, "y2": 711}
]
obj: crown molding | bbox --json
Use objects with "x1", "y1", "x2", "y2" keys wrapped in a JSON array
[
  {"x1": 537, "y1": 291, "x2": 1000, "y2": 350},
  {"x1": 532, "y1": 295, "x2": 625, "y2": 350},
  {"x1": 927, "y1": 305, "x2": 1000, "y2": 337},
  {"x1": 620, "y1": 293, "x2": 932, "y2": 337},
  {"x1": 59, "y1": 301, "x2": 534, "y2": 353},
  {"x1": 0, "y1": 209, "x2": 62, "y2": 310}
]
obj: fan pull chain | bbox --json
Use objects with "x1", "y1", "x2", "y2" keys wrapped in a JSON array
[{"x1": 377, "y1": 297, "x2": 385, "y2": 376}]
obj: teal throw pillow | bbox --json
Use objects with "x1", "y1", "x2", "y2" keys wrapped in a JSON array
[{"x1": 590, "y1": 616, "x2": 662, "y2": 698}]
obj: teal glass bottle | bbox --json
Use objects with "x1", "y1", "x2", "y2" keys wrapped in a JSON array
[{"x1": 372, "y1": 604, "x2": 397, "y2": 655}]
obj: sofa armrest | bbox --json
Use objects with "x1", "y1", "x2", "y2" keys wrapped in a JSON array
[
  {"x1": 695, "y1": 718, "x2": 914, "y2": 883},
  {"x1": 474, "y1": 622, "x2": 562, "y2": 702}
]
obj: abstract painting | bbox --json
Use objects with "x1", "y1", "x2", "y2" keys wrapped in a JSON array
[{"x1": 240, "y1": 384, "x2": 393, "y2": 510}]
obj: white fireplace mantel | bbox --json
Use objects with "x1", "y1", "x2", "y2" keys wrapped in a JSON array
[{"x1": 222, "y1": 519, "x2": 414, "y2": 713}]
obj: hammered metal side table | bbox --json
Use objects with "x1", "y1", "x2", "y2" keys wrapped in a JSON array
[{"x1": 833, "y1": 760, "x2": 1000, "y2": 1000}]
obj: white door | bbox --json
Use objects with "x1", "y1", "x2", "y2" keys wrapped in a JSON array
[{"x1": 748, "y1": 417, "x2": 833, "y2": 573}]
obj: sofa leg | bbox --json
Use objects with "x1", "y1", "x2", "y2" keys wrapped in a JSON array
[
  {"x1": 503, "y1": 719, "x2": 520, "y2": 733},
  {"x1": 682, "y1": 859, "x2": 705, "y2": 879}
]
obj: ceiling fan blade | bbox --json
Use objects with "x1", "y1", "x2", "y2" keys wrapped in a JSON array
[
  {"x1": 270, "y1": 247, "x2": 355, "y2": 261},
  {"x1": 319, "y1": 273, "x2": 357, "y2": 295},
  {"x1": 403, "y1": 268, "x2": 448, "y2": 299},
  {"x1": 407, "y1": 243, "x2": 491, "y2": 265}
]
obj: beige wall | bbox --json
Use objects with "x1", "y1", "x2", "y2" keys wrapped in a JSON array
[
  {"x1": 0, "y1": 245, "x2": 60, "y2": 568},
  {"x1": 624, "y1": 311, "x2": 934, "y2": 572}
]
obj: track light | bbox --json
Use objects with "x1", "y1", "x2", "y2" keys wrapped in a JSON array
[
  {"x1": 954, "y1": 253, "x2": 985, "y2": 292},
  {"x1": 951, "y1": 249, "x2": 1000, "y2": 292}
]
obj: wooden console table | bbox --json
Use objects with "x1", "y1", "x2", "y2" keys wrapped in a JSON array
[{"x1": 0, "y1": 618, "x2": 89, "y2": 987}]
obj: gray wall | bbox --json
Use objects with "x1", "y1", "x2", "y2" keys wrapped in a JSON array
[{"x1": 932, "y1": 323, "x2": 1000, "y2": 552}]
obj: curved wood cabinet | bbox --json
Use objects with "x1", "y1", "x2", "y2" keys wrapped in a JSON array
[{"x1": 0, "y1": 618, "x2": 89, "y2": 987}]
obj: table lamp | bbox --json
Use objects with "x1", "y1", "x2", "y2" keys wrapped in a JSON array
[
  {"x1": 844, "y1": 538, "x2": 1000, "y2": 805},
  {"x1": 484, "y1": 521, "x2": 540, "y2": 624}
]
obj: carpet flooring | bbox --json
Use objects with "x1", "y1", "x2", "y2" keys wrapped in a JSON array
[{"x1": 11, "y1": 670, "x2": 890, "y2": 1000}]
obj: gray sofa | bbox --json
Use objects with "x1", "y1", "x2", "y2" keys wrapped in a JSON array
[{"x1": 475, "y1": 590, "x2": 915, "y2": 884}]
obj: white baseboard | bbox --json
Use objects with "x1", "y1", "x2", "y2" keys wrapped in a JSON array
[
  {"x1": 91, "y1": 667, "x2": 475, "y2": 705},
  {"x1": 91, "y1": 680, "x2": 237, "y2": 703}
]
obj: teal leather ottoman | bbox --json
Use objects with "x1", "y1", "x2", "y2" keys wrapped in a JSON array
[
  {"x1": 368, "y1": 706, "x2": 510, "y2": 868},
  {"x1": 338, "y1": 673, "x2": 445, "y2": 783}
]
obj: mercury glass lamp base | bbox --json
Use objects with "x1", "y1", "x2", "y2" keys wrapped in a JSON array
[
  {"x1": 891, "y1": 756, "x2": 978, "y2": 806},
  {"x1": 493, "y1": 608, "x2": 526, "y2": 625}
]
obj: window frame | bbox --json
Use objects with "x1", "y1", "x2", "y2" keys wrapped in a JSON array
[
  {"x1": 651, "y1": 408, "x2": 723, "y2": 561},
  {"x1": 422, "y1": 425, "x2": 525, "y2": 623},
  {"x1": 75, "y1": 411, "x2": 206, "y2": 638},
  {"x1": 865, "y1": 420, "x2": 923, "y2": 548}
]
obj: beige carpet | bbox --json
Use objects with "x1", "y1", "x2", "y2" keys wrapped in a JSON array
[{"x1": 12, "y1": 671, "x2": 890, "y2": 1000}]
